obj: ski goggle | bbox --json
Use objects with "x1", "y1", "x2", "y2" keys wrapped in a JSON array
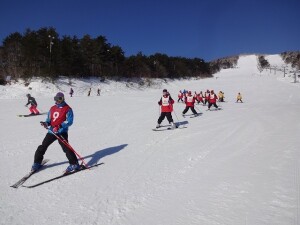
[{"x1": 54, "y1": 96, "x2": 64, "y2": 102}]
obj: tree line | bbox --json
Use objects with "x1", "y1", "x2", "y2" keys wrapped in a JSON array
[{"x1": 0, "y1": 27, "x2": 212, "y2": 82}]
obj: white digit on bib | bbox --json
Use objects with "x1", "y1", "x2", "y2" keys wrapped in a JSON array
[{"x1": 53, "y1": 112, "x2": 60, "y2": 122}]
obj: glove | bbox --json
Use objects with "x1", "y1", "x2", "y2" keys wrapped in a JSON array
[
  {"x1": 40, "y1": 121, "x2": 49, "y2": 128},
  {"x1": 53, "y1": 125, "x2": 60, "y2": 133}
]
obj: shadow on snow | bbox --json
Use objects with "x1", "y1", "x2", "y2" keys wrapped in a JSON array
[{"x1": 45, "y1": 144, "x2": 128, "y2": 168}]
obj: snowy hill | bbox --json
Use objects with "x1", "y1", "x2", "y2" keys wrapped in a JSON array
[{"x1": 1, "y1": 54, "x2": 300, "y2": 225}]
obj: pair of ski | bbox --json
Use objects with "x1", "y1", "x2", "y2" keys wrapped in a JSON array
[
  {"x1": 182, "y1": 113, "x2": 201, "y2": 118},
  {"x1": 152, "y1": 124, "x2": 188, "y2": 131},
  {"x1": 10, "y1": 160, "x2": 103, "y2": 188},
  {"x1": 206, "y1": 108, "x2": 222, "y2": 111},
  {"x1": 152, "y1": 125, "x2": 177, "y2": 131},
  {"x1": 17, "y1": 112, "x2": 47, "y2": 117}
]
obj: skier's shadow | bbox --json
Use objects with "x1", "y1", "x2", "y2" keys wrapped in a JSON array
[
  {"x1": 46, "y1": 144, "x2": 128, "y2": 168},
  {"x1": 83, "y1": 144, "x2": 128, "y2": 165},
  {"x1": 175, "y1": 120, "x2": 189, "y2": 126}
]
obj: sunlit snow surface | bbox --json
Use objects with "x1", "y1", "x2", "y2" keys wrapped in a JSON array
[{"x1": 1, "y1": 55, "x2": 300, "y2": 225}]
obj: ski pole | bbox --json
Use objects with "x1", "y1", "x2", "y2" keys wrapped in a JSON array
[{"x1": 48, "y1": 129, "x2": 89, "y2": 168}]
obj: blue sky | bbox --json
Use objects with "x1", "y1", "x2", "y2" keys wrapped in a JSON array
[{"x1": 0, "y1": 0, "x2": 299, "y2": 61}]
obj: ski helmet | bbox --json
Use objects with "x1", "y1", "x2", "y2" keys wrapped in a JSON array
[{"x1": 54, "y1": 92, "x2": 65, "y2": 102}]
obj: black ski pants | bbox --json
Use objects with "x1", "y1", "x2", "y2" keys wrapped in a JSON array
[
  {"x1": 182, "y1": 106, "x2": 197, "y2": 115},
  {"x1": 34, "y1": 132, "x2": 78, "y2": 165},
  {"x1": 208, "y1": 102, "x2": 218, "y2": 109},
  {"x1": 158, "y1": 112, "x2": 173, "y2": 124}
]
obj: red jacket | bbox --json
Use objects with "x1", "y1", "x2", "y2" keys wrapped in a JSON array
[
  {"x1": 208, "y1": 93, "x2": 218, "y2": 103},
  {"x1": 204, "y1": 92, "x2": 210, "y2": 100},
  {"x1": 185, "y1": 95, "x2": 196, "y2": 107},
  {"x1": 49, "y1": 104, "x2": 71, "y2": 127},
  {"x1": 158, "y1": 95, "x2": 174, "y2": 112},
  {"x1": 196, "y1": 93, "x2": 203, "y2": 101},
  {"x1": 178, "y1": 92, "x2": 183, "y2": 99}
]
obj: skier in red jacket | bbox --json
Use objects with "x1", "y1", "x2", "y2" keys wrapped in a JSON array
[
  {"x1": 177, "y1": 90, "x2": 184, "y2": 103},
  {"x1": 195, "y1": 91, "x2": 204, "y2": 105},
  {"x1": 25, "y1": 94, "x2": 40, "y2": 115},
  {"x1": 182, "y1": 91, "x2": 198, "y2": 116},
  {"x1": 31, "y1": 92, "x2": 79, "y2": 174},
  {"x1": 156, "y1": 89, "x2": 176, "y2": 129},
  {"x1": 204, "y1": 90, "x2": 210, "y2": 105},
  {"x1": 208, "y1": 90, "x2": 219, "y2": 110}
]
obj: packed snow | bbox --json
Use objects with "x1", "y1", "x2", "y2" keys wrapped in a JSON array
[{"x1": 1, "y1": 54, "x2": 300, "y2": 225}]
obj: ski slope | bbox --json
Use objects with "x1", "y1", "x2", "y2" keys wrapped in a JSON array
[{"x1": 1, "y1": 54, "x2": 300, "y2": 225}]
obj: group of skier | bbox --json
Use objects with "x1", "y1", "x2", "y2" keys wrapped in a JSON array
[
  {"x1": 69, "y1": 87, "x2": 101, "y2": 97},
  {"x1": 87, "y1": 88, "x2": 101, "y2": 97},
  {"x1": 156, "y1": 89, "x2": 243, "y2": 129},
  {"x1": 177, "y1": 89, "x2": 220, "y2": 110}
]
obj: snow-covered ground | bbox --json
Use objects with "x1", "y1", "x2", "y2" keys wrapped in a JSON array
[{"x1": 1, "y1": 54, "x2": 300, "y2": 225}]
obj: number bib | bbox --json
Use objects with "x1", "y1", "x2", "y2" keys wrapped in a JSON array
[
  {"x1": 49, "y1": 104, "x2": 71, "y2": 127},
  {"x1": 161, "y1": 96, "x2": 170, "y2": 106}
]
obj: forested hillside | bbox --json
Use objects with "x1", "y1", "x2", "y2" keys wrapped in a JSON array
[{"x1": 0, "y1": 27, "x2": 211, "y2": 81}]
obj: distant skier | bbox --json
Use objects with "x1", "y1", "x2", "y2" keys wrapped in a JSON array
[
  {"x1": 69, "y1": 88, "x2": 74, "y2": 97},
  {"x1": 204, "y1": 90, "x2": 210, "y2": 105},
  {"x1": 88, "y1": 88, "x2": 91, "y2": 96},
  {"x1": 31, "y1": 92, "x2": 80, "y2": 173},
  {"x1": 178, "y1": 90, "x2": 184, "y2": 102},
  {"x1": 218, "y1": 91, "x2": 224, "y2": 102},
  {"x1": 97, "y1": 88, "x2": 101, "y2": 96},
  {"x1": 182, "y1": 91, "x2": 198, "y2": 116},
  {"x1": 25, "y1": 94, "x2": 40, "y2": 115},
  {"x1": 156, "y1": 89, "x2": 176, "y2": 129},
  {"x1": 196, "y1": 91, "x2": 204, "y2": 105},
  {"x1": 208, "y1": 90, "x2": 219, "y2": 110},
  {"x1": 236, "y1": 92, "x2": 243, "y2": 103}
]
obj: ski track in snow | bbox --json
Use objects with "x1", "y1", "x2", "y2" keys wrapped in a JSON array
[{"x1": 1, "y1": 55, "x2": 300, "y2": 225}]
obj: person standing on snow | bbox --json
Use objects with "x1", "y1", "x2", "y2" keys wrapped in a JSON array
[
  {"x1": 204, "y1": 90, "x2": 210, "y2": 105},
  {"x1": 196, "y1": 91, "x2": 204, "y2": 105},
  {"x1": 97, "y1": 88, "x2": 101, "y2": 96},
  {"x1": 236, "y1": 92, "x2": 243, "y2": 103},
  {"x1": 69, "y1": 88, "x2": 74, "y2": 97},
  {"x1": 178, "y1": 90, "x2": 184, "y2": 102},
  {"x1": 156, "y1": 89, "x2": 176, "y2": 129},
  {"x1": 218, "y1": 91, "x2": 224, "y2": 102},
  {"x1": 31, "y1": 92, "x2": 80, "y2": 173},
  {"x1": 182, "y1": 91, "x2": 198, "y2": 116},
  {"x1": 25, "y1": 94, "x2": 40, "y2": 115},
  {"x1": 208, "y1": 90, "x2": 219, "y2": 110}
]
